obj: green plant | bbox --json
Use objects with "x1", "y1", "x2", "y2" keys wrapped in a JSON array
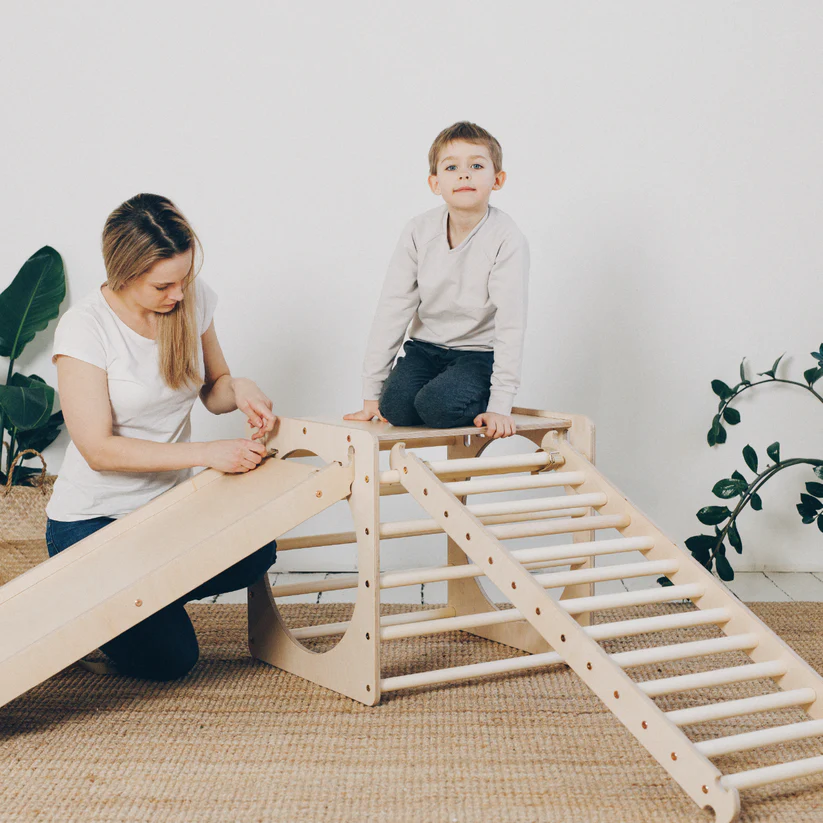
[
  {"x1": 662, "y1": 347, "x2": 823, "y2": 585},
  {"x1": 0, "y1": 246, "x2": 66, "y2": 486}
]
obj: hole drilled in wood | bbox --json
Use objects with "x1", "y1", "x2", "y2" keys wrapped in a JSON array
[
  {"x1": 365, "y1": 633, "x2": 370, "y2": 640},
  {"x1": 365, "y1": 528, "x2": 370, "y2": 535},
  {"x1": 423, "y1": 488, "x2": 428, "y2": 495},
  {"x1": 466, "y1": 533, "x2": 471, "y2": 541},
  {"x1": 444, "y1": 511, "x2": 449, "y2": 518},
  {"x1": 488, "y1": 557, "x2": 494, "y2": 565},
  {"x1": 511, "y1": 582, "x2": 516, "y2": 589},
  {"x1": 586, "y1": 662, "x2": 592, "y2": 670},
  {"x1": 560, "y1": 634, "x2": 565, "y2": 642},
  {"x1": 365, "y1": 580, "x2": 370, "y2": 588},
  {"x1": 347, "y1": 435, "x2": 351, "y2": 442},
  {"x1": 366, "y1": 685, "x2": 371, "y2": 692}
]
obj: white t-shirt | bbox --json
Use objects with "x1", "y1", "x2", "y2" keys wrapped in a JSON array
[{"x1": 46, "y1": 278, "x2": 218, "y2": 521}]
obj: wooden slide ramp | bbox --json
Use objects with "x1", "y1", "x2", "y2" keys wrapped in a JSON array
[
  {"x1": 251, "y1": 411, "x2": 823, "y2": 822},
  {"x1": 0, "y1": 453, "x2": 354, "y2": 710}
]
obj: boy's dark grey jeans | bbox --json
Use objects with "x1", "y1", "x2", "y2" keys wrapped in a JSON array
[{"x1": 379, "y1": 339, "x2": 494, "y2": 428}]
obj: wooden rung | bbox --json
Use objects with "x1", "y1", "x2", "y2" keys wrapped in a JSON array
[
  {"x1": 721, "y1": 755, "x2": 823, "y2": 791},
  {"x1": 697, "y1": 719, "x2": 823, "y2": 758},
  {"x1": 382, "y1": 609, "x2": 736, "y2": 689},
  {"x1": 586, "y1": 607, "x2": 731, "y2": 641},
  {"x1": 381, "y1": 650, "x2": 563, "y2": 692},
  {"x1": 444, "y1": 471, "x2": 586, "y2": 497},
  {"x1": 640, "y1": 660, "x2": 789, "y2": 698},
  {"x1": 463, "y1": 492, "x2": 607, "y2": 518},
  {"x1": 379, "y1": 451, "x2": 557, "y2": 486},
  {"x1": 666, "y1": 688, "x2": 816, "y2": 727},
  {"x1": 612, "y1": 634, "x2": 759, "y2": 669},
  {"x1": 486, "y1": 513, "x2": 630, "y2": 541},
  {"x1": 531, "y1": 559, "x2": 678, "y2": 589},
  {"x1": 290, "y1": 607, "x2": 457, "y2": 640},
  {"x1": 382, "y1": 584, "x2": 707, "y2": 641}
]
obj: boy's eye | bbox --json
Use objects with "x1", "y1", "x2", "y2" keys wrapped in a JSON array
[
  {"x1": 472, "y1": 163, "x2": 483, "y2": 169},
  {"x1": 445, "y1": 165, "x2": 457, "y2": 171}
]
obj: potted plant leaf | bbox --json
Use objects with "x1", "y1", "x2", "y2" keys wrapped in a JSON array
[{"x1": 0, "y1": 246, "x2": 66, "y2": 552}]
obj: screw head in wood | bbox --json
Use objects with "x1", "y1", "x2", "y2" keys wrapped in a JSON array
[
  {"x1": 466, "y1": 533, "x2": 471, "y2": 541},
  {"x1": 444, "y1": 511, "x2": 449, "y2": 517},
  {"x1": 365, "y1": 475, "x2": 370, "y2": 483},
  {"x1": 134, "y1": 599, "x2": 143, "y2": 607},
  {"x1": 365, "y1": 528, "x2": 370, "y2": 535},
  {"x1": 347, "y1": 435, "x2": 351, "y2": 442},
  {"x1": 671, "y1": 752, "x2": 677, "y2": 761},
  {"x1": 702, "y1": 786, "x2": 708, "y2": 795},
  {"x1": 302, "y1": 427, "x2": 307, "y2": 434},
  {"x1": 641, "y1": 721, "x2": 648, "y2": 729},
  {"x1": 365, "y1": 632, "x2": 370, "y2": 640},
  {"x1": 365, "y1": 580, "x2": 370, "y2": 588},
  {"x1": 560, "y1": 634, "x2": 565, "y2": 642},
  {"x1": 366, "y1": 684, "x2": 371, "y2": 692},
  {"x1": 613, "y1": 691, "x2": 619, "y2": 699},
  {"x1": 511, "y1": 581, "x2": 516, "y2": 589},
  {"x1": 488, "y1": 557, "x2": 494, "y2": 565},
  {"x1": 423, "y1": 488, "x2": 428, "y2": 495},
  {"x1": 403, "y1": 466, "x2": 408, "y2": 474},
  {"x1": 535, "y1": 607, "x2": 541, "y2": 615},
  {"x1": 316, "y1": 491, "x2": 322, "y2": 497},
  {"x1": 586, "y1": 662, "x2": 592, "y2": 670}
]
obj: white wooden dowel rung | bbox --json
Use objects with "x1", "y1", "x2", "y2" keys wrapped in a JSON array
[
  {"x1": 613, "y1": 634, "x2": 759, "y2": 669},
  {"x1": 383, "y1": 584, "x2": 707, "y2": 640},
  {"x1": 697, "y1": 719, "x2": 823, "y2": 758},
  {"x1": 586, "y1": 608, "x2": 731, "y2": 641},
  {"x1": 379, "y1": 452, "x2": 556, "y2": 485},
  {"x1": 666, "y1": 688, "x2": 816, "y2": 727},
  {"x1": 532, "y1": 559, "x2": 678, "y2": 589},
  {"x1": 444, "y1": 471, "x2": 586, "y2": 497},
  {"x1": 381, "y1": 651, "x2": 563, "y2": 692},
  {"x1": 640, "y1": 660, "x2": 788, "y2": 698},
  {"x1": 463, "y1": 492, "x2": 607, "y2": 518},
  {"x1": 290, "y1": 607, "x2": 457, "y2": 640},
  {"x1": 487, "y1": 513, "x2": 630, "y2": 541},
  {"x1": 721, "y1": 755, "x2": 823, "y2": 791}
]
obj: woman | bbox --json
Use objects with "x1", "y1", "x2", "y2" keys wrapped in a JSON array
[{"x1": 46, "y1": 193, "x2": 277, "y2": 681}]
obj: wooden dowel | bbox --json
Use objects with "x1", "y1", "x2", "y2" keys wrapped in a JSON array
[
  {"x1": 381, "y1": 650, "x2": 563, "y2": 692},
  {"x1": 382, "y1": 607, "x2": 735, "y2": 692},
  {"x1": 382, "y1": 584, "x2": 706, "y2": 640},
  {"x1": 640, "y1": 660, "x2": 788, "y2": 698},
  {"x1": 531, "y1": 559, "x2": 678, "y2": 589},
  {"x1": 612, "y1": 634, "x2": 759, "y2": 669},
  {"x1": 666, "y1": 688, "x2": 816, "y2": 727},
  {"x1": 721, "y1": 755, "x2": 823, "y2": 791},
  {"x1": 462, "y1": 492, "x2": 606, "y2": 518},
  {"x1": 486, "y1": 513, "x2": 630, "y2": 541},
  {"x1": 290, "y1": 607, "x2": 456, "y2": 640},
  {"x1": 380, "y1": 452, "x2": 556, "y2": 486},
  {"x1": 445, "y1": 471, "x2": 586, "y2": 496},
  {"x1": 586, "y1": 607, "x2": 731, "y2": 641},
  {"x1": 697, "y1": 719, "x2": 823, "y2": 758}
]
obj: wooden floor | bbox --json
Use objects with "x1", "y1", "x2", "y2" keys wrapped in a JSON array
[{"x1": 198, "y1": 571, "x2": 823, "y2": 605}]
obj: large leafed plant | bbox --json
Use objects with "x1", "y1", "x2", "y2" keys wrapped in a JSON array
[{"x1": 0, "y1": 246, "x2": 66, "y2": 486}]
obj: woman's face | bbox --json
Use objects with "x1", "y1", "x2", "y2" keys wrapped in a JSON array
[{"x1": 126, "y1": 251, "x2": 192, "y2": 314}]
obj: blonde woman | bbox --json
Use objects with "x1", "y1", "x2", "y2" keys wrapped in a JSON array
[{"x1": 45, "y1": 193, "x2": 277, "y2": 681}]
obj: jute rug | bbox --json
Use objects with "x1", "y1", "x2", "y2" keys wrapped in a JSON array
[{"x1": 3, "y1": 601, "x2": 823, "y2": 822}]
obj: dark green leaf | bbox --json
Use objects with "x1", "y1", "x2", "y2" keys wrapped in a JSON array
[
  {"x1": 743, "y1": 445, "x2": 758, "y2": 474},
  {"x1": 818, "y1": 515, "x2": 823, "y2": 534},
  {"x1": 732, "y1": 470, "x2": 747, "y2": 484},
  {"x1": 707, "y1": 417, "x2": 718, "y2": 447},
  {"x1": 712, "y1": 478, "x2": 746, "y2": 499},
  {"x1": 750, "y1": 492, "x2": 763, "y2": 511},
  {"x1": 804, "y1": 366, "x2": 823, "y2": 387},
  {"x1": 728, "y1": 521, "x2": 742, "y2": 553},
  {"x1": 816, "y1": 467, "x2": 823, "y2": 481},
  {"x1": 715, "y1": 553, "x2": 735, "y2": 581},
  {"x1": 716, "y1": 424, "x2": 727, "y2": 445},
  {"x1": 711, "y1": 380, "x2": 734, "y2": 400},
  {"x1": 800, "y1": 494, "x2": 823, "y2": 512},
  {"x1": 0, "y1": 372, "x2": 55, "y2": 431},
  {"x1": 657, "y1": 576, "x2": 674, "y2": 588},
  {"x1": 758, "y1": 353, "x2": 785, "y2": 379},
  {"x1": 685, "y1": 535, "x2": 717, "y2": 553},
  {"x1": 798, "y1": 502, "x2": 820, "y2": 521},
  {"x1": 0, "y1": 246, "x2": 65, "y2": 360},
  {"x1": 739, "y1": 358, "x2": 750, "y2": 385},
  {"x1": 806, "y1": 482, "x2": 823, "y2": 499},
  {"x1": 697, "y1": 506, "x2": 732, "y2": 525},
  {"x1": 723, "y1": 407, "x2": 741, "y2": 425},
  {"x1": 15, "y1": 410, "x2": 64, "y2": 453},
  {"x1": 767, "y1": 442, "x2": 780, "y2": 463}
]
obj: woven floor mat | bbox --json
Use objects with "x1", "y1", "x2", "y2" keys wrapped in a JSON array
[{"x1": 2, "y1": 602, "x2": 823, "y2": 822}]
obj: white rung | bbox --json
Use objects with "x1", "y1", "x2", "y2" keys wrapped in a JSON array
[
  {"x1": 380, "y1": 452, "x2": 556, "y2": 485},
  {"x1": 697, "y1": 719, "x2": 823, "y2": 758},
  {"x1": 290, "y1": 607, "x2": 456, "y2": 640},
  {"x1": 464, "y1": 492, "x2": 606, "y2": 518},
  {"x1": 586, "y1": 608, "x2": 731, "y2": 641},
  {"x1": 514, "y1": 536, "x2": 654, "y2": 564},
  {"x1": 487, "y1": 513, "x2": 629, "y2": 541},
  {"x1": 383, "y1": 585, "x2": 707, "y2": 641},
  {"x1": 666, "y1": 688, "x2": 816, "y2": 727},
  {"x1": 640, "y1": 660, "x2": 788, "y2": 698},
  {"x1": 531, "y1": 559, "x2": 678, "y2": 589},
  {"x1": 381, "y1": 650, "x2": 563, "y2": 692},
  {"x1": 721, "y1": 755, "x2": 823, "y2": 791},
  {"x1": 445, "y1": 471, "x2": 586, "y2": 496},
  {"x1": 612, "y1": 633, "x2": 759, "y2": 669}
]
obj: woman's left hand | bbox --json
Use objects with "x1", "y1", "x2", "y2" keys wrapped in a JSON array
[{"x1": 232, "y1": 378, "x2": 277, "y2": 440}]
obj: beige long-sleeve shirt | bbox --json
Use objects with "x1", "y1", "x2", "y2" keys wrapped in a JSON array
[{"x1": 362, "y1": 205, "x2": 529, "y2": 415}]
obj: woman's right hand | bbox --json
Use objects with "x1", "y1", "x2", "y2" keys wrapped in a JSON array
[
  {"x1": 343, "y1": 399, "x2": 386, "y2": 422},
  {"x1": 205, "y1": 439, "x2": 268, "y2": 473}
]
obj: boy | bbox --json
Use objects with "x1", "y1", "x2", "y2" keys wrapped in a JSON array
[{"x1": 345, "y1": 122, "x2": 529, "y2": 439}]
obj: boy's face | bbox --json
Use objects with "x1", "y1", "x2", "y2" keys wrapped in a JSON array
[{"x1": 428, "y1": 140, "x2": 506, "y2": 210}]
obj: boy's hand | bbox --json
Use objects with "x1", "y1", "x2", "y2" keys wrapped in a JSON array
[
  {"x1": 473, "y1": 412, "x2": 516, "y2": 438},
  {"x1": 344, "y1": 399, "x2": 387, "y2": 422}
]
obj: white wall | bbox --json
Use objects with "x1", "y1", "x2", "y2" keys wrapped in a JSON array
[{"x1": 2, "y1": 2, "x2": 821, "y2": 571}]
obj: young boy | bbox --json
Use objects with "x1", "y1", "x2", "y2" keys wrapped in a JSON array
[{"x1": 345, "y1": 122, "x2": 529, "y2": 439}]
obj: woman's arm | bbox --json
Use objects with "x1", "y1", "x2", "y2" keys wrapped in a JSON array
[
  {"x1": 56, "y1": 355, "x2": 265, "y2": 473},
  {"x1": 199, "y1": 321, "x2": 276, "y2": 440}
]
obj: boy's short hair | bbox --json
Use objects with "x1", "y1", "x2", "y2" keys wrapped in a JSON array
[{"x1": 428, "y1": 121, "x2": 503, "y2": 175}]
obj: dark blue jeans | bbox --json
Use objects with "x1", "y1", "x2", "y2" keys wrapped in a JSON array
[
  {"x1": 379, "y1": 339, "x2": 494, "y2": 428},
  {"x1": 46, "y1": 516, "x2": 277, "y2": 682}
]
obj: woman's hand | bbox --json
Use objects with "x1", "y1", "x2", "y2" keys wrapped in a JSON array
[
  {"x1": 473, "y1": 412, "x2": 516, "y2": 439},
  {"x1": 204, "y1": 438, "x2": 268, "y2": 473},
  {"x1": 231, "y1": 377, "x2": 277, "y2": 440},
  {"x1": 344, "y1": 399, "x2": 387, "y2": 422}
]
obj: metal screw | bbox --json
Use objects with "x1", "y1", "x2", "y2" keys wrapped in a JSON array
[
  {"x1": 302, "y1": 427, "x2": 307, "y2": 434},
  {"x1": 641, "y1": 721, "x2": 648, "y2": 729},
  {"x1": 702, "y1": 786, "x2": 708, "y2": 795},
  {"x1": 511, "y1": 581, "x2": 516, "y2": 589},
  {"x1": 366, "y1": 632, "x2": 370, "y2": 640},
  {"x1": 347, "y1": 435, "x2": 351, "y2": 442},
  {"x1": 403, "y1": 466, "x2": 408, "y2": 474},
  {"x1": 134, "y1": 599, "x2": 143, "y2": 607},
  {"x1": 613, "y1": 691, "x2": 620, "y2": 699},
  {"x1": 365, "y1": 528, "x2": 370, "y2": 535},
  {"x1": 365, "y1": 476, "x2": 370, "y2": 483},
  {"x1": 587, "y1": 662, "x2": 592, "y2": 670},
  {"x1": 535, "y1": 608, "x2": 541, "y2": 616},
  {"x1": 316, "y1": 491, "x2": 322, "y2": 498},
  {"x1": 671, "y1": 753, "x2": 677, "y2": 761},
  {"x1": 488, "y1": 557, "x2": 494, "y2": 565},
  {"x1": 423, "y1": 488, "x2": 428, "y2": 495},
  {"x1": 560, "y1": 634, "x2": 565, "y2": 642}
]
